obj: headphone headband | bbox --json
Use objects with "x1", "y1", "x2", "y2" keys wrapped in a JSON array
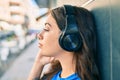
[{"x1": 63, "y1": 5, "x2": 75, "y2": 15}]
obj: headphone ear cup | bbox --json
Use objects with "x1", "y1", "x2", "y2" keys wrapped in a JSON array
[
  {"x1": 58, "y1": 5, "x2": 83, "y2": 52},
  {"x1": 59, "y1": 33, "x2": 82, "y2": 51}
]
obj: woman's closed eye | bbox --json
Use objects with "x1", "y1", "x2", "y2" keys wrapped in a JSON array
[
  {"x1": 43, "y1": 28, "x2": 50, "y2": 32},
  {"x1": 44, "y1": 23, "x2": 51, "y2": 32}
]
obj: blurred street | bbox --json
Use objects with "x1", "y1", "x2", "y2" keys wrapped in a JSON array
[{"x1": 0, "y1": 40, "x2": 39, "y2": 80}]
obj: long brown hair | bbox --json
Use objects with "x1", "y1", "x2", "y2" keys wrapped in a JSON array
[{"x1": 41, "y1": 6, "x2": 99, "y2": 80}]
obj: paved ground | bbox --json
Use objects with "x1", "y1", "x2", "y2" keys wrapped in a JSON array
[{"x1": 0, "y1": 41, "x2": 39, "y2": 80}]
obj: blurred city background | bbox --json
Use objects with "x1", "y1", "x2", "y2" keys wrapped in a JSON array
[
  {"x1": 0, "y1": 0, "x2": 51, "y2": 80},
  {"x1": 0, "y1": 0, "x2": 120, "y2": 80}
]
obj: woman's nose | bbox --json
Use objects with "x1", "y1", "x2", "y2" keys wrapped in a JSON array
[{"x1": 37, "y1": 31, "x2": 43, "y2": 40}]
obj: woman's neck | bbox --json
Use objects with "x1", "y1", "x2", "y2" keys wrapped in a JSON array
[{"x1": 55, "y1": 52, "x2": 76, "y2": 78}]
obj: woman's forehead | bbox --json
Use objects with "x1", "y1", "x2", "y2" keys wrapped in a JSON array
[
  {"x1": 45, "y1": 14, "x2": 57, "y2": 27},
  {"x1": 46, "y1": 14, "x2": 55, "y2": 23}
]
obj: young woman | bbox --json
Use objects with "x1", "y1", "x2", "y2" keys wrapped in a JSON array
[{"x1": 28, "y1": 5, "x2": 99, "y2": 80}]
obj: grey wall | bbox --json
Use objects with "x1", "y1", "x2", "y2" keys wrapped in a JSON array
[{"x1": 84, "y1": 0, "x2": 120, "y2": 80}]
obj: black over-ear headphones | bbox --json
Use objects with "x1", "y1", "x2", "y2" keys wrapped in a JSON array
[{"x1": 59, "y1": 5, "x2": 83, "y2": 52}]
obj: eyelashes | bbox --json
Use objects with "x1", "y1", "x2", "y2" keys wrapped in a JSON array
[{"x1": 43, "y1": 28, "x2": 49, "y2": 32}]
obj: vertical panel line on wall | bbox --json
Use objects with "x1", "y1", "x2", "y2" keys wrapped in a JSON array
[{"x1": 109, "y1": 0, "x2": 113, "y2": 80}]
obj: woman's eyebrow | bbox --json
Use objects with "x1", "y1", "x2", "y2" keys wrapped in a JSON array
[{"x1": 45, "y1": 23, "x2": 52, "y2": 27}]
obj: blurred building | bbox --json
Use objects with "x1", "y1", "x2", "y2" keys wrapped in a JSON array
[
  {"x1": 9, "y1": 0, "x2": 25, "y2": 24},
  {"x1": 0, "y1": 0, "x2": 10, "y2": 22},
  {"x1": 0, "y1": 0, "x2": 25, "y2": 24},
  {"x1": 0, "y1": 0, "x2": 39, "y2": 70},
  {"x1": 0, "y1": 0, "x2": 40, "y2": 29}
]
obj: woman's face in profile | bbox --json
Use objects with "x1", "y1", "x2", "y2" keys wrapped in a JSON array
[{"x1": 38, "y1": 14, "x2": 64, "y2": 57}]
